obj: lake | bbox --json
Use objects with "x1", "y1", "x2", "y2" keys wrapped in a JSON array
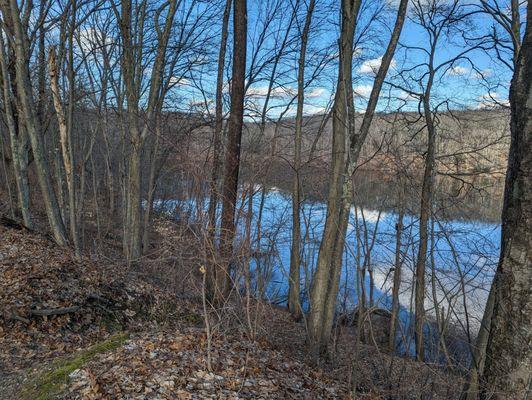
[{"x1": 154, "y1": 185, "x2": 501, "y2": 360}]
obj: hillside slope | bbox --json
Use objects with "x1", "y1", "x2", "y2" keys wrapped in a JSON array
[
  {"x1": 0, "y1": 218, "x2": 463, "y2": 399},
  {"x1": 0, "y1": 220, "x2": 347, "y2": 399}
]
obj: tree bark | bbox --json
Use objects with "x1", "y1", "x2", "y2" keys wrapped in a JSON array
[
  {"x1": 479, "y1": 6, "x2": 532, "y2": 398},
  {"x1": 2, "y1": 0, "x2": 67, "y2": 245},
  {"x1": 289, "y1": 0, "x2": 315, "y2": 322},
  {"x1": 461, "y1": 283, "x2": 495, "y2": 399},
  {"x1": 218, "y1": 0, "x2": 247, "y2": 298},
  {"x1": 206, "y1": 0, "x2": 231, "y2": 298}
]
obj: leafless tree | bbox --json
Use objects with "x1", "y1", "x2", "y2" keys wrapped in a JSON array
[
  {"x1": 308, "y1": 0, "x2": 408, "y2": 359},
  {"x1": 477, "y1": 4, "x2": 531, "y2": 399},
  {"x1": 0, "y1": 0, "x2": 68, "y2": 245},
  {"x1": 218, "y1": 0, "x2": 248, "y2": 298},
  {"x1": 288, "y1": 0, "x2": 315, "y2": 322}
]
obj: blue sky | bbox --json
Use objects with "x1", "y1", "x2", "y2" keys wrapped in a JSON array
[
  {"x1": 244, "y1": 0, "x2": 517, "y2": 117},
  {"x1": 67, "y1": 0, "x2": 520, "y2": 118}
]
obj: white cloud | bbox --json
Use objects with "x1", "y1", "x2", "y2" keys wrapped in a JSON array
[
  {"x1": 78, "y1": 27, "x2": 113, "y2": 53},
  {"x1": 247, "y1": 86, "x2": 269, "y2": 97},
  {"x1": 398, "y1": 90, "x2": 420, "y2": 101},
  {"x1": 303, "y1": 105, "x2": 327, "y2": 116},
  {"x1": 474, "y1": 68, "x2": 493, "y2": 79},
  {"x1": 358, "y1": 56, "x2": 396, "y2": 74},
  {"x1": 476, "y1": 92, "x2": 509, "y2": 109},
  {"x1": 354, "y1": 84, "x2": 373, "y2": 97},
  {"x1": 247, "y1": 85, "x2": 296, "y2": 99},
  {"x1": 170, "y1": 77, "x2": 191, "y2": 85},
  {"x1": 248, "y1": 86, "x2": 326, "y2": 99},
  {"x1": 447, "y1": 65, "x2": 469, "y2": 76},
  {"x1": 307, "y1": 87, "x2": 327, "y2": 98}
]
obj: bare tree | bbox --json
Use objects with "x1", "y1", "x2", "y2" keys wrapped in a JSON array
[
  {"x1": 115, "y1": 0, "x2": 178, "y2": 260},
  {"x1": 0, "y1": 0, "x2": 68, "y2": 245},
  {"x1": 478, "y1": 4, "x2": 531, "y2": 398},
  {"x1": 462, "y1": 2, "x2": 525, "y2": 396},
  {"x1": 0, "y1": 23, "x2": 32, "y2": 228},
  {"x1": 218, "y1": 0, "x2": 248, "y2": 298},
  {"x1": 206, "y1": 0, "x2": 232, "y2": 297},
  {"x1": 389, "y1": 174, "x2": 405, "y2": 353},
  {"x1": 308, "y1": 0, "x2": 408, "y2": 358},
  {"x1": 389, "y1": 0, "x2": 491, "y2": 362},
  {"x1": 48, "y1": 46, "x2": 80, "y2": 256},
  {"x1": 289, "y1": 0, "x2": 315, "y2": 322},
  {"x1": 308, "y1": 0, "x2": 361, "y2": 358}
]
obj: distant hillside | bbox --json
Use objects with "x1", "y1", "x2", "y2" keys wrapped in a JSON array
[{"x1": 233, "y1": 108, "x2": 509, "y2": 222}]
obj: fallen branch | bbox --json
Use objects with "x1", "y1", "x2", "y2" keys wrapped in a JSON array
[
  {"x1": 0, "y1": 215, "x2": 27, "y2": 230},
  {"x1": 11, "y1": 314, "x2": 30, "y2": 324},
  {"x1": 30, "y1": 306, "x2": 81, "y2": 316},
  {"x1": 86, "y1": 293, "x2": 112, "y2": 304}
]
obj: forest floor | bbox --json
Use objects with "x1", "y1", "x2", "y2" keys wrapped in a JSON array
[{"x1": 0, "y1": 215, "x2": 463, "y2": 399}]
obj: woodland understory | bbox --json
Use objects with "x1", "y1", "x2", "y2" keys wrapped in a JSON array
[
  {"x1": 0, "y1": 0, "x2": 531, "y2": 399},
  {"x1": 0, "y1": 196, "x2": 465, "y2": 400}
]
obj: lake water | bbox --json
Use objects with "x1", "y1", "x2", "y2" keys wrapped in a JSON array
[
  {"x1": 157, "y1": 186, "x2": 500, "y2": 319},
  {"x1": 155, "y1": 185, "x2": 501, "y2": 357}
]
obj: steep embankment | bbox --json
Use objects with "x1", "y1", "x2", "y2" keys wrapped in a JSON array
[{"x1": 0, "y1": 219, "x2": 348, "y2": 399}]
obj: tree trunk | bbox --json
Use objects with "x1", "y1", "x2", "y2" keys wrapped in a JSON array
[
  {"x1": 308, "y1": 0, "x2": 360, "y2": 358},
  {"x1": 308, "y1": 0, "x2": 408, "y2": 358},
  {"x1": 127, "y1": 138, "x2": 143, "y2": 260},
  {"x1": 414, "y1": 61, "x2": 436, "y2": 362},
  {"x1": 142, "y1": 123, "x2": 161, "y2": 252},
  {"x1": 0, "y1": 29, "x2": 32, "y2": 228},
  {"x1": 461, "y1": 283, "x2": 495, "y2": 399},
  {"x1": 389, "y1": 194, "x2": 404, "y2": 354},
  {"x1": 48, "y1": 46, "x2": 80, "y2": 256},
  {"x1": 206, "y1": 0, "x2": 231, "y2": 298},
  {"x1": 2, "y1": 0, "x2": 67, "y2": 245},
  {"x1": 479, "y1": 7, "x2": 531, "y2": 399},
  {"x1": 218, "y1": 0, "x2": 247, "y2": 298},
  {"x1": 118, "y1": 0, "x2": 177, "y2": 260},
  {"x1": 289, "y1": 0, "x2": 315, "y2": 322}
]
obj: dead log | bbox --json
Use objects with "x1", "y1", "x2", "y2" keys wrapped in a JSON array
[
  {"x1": 29, "y1": 306, "x2": 81, "y2": 316},
  {"x1": 0, "y1": 215, "x2": 26, "y2": 230},
  {"x1": 10, "y1": 314, "x2": 30, "y2": 324}
]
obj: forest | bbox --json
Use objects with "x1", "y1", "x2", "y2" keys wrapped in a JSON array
[{"x1": 0, "y1": 0, "x2": 530, "y2": 399}]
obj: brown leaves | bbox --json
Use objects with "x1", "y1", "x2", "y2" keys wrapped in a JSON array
[
  {"x1": 0, "y1": 225, "x2": 182, "y2": 378},
  {"x1": 63, "y1": 330, "x2": 347, "y2": 399},
  {"x1": 0, "y1": 222, "x2": 348, "y2": 398}
]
